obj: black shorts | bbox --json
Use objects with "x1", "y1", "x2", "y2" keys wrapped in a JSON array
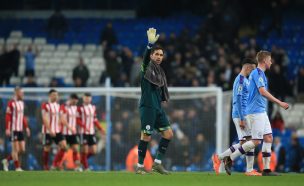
[
  {"x1": 80, "y1": 134, "x2": 96, "y2": 146},
  {"x1": 65, "y1": 135, "x2": 79, "y2": 145},
  {"x1": 43, "y1": 133, "x2": 64, "y2": 146},
  {"x1": 10, "y1": 131, "x2": 24, "y2": 142}
]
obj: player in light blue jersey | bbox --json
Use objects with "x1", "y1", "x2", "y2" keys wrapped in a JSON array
[
  {"x1": 212, "y1": 58, "x2": 258, "y2": 176},
  {"x1": 223, "y1": 51, "x2": 289, "y2": 176}
]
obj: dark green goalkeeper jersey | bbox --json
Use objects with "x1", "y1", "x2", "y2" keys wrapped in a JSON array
[{"x1": 139, "y1": 48, "x2": 164, "y2": 109}]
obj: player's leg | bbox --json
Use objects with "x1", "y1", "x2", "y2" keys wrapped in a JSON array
[
  {"x1": 68, "y1": 135, "x2": 81, "y2": 171},
  {"x1": 52, "y1": 134, "x2": 67, "y2": 169},
  {"x1": 213, "y1": 118, "x2": 245, "y2": 174},
  {"x1": 2, "y1": 133, "x2": 14, "y2": 171},
  {"x1": 15, "y1": 140, "x2": 26, "y2": 171},
  {"x1": 152, "y1": 109, "x2": 172, "y2": 175},
  {"x1": 87, "y1": 135, "x2": 97, "y2": 159},
  {"x1": 136, "y1": 107, "x2": 155, "y2": 174},
  {"x1": 12, "y1": 140, "x2": 21, "y2": 171},
  {"x1": 223, "y1": 114, "x2": 263, "y2": 175},
  {"x1": 71, "y1": 143, "x2": 81, "y2": 171},
  {"x1": 42, "y1": 134, "x2": 52, "y2": 170},
  {"x1": 261, "y1": 113, "x2": 279, "y2": 176},
  {"x1": 81, "y1": 144, "x2": 89, "y2": 170}
]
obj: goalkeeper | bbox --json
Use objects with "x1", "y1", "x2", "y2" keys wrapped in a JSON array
[{"x1": 136, "y1": 28, "x2": 173, "y2": 175}]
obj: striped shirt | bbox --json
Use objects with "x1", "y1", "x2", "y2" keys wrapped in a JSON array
[
  {"x1": 6, "y1": 99, "x2": 25, "y2": 132},
  {"x1": 41, "y1": 102, "x2": 62, "y2": 134},
  {"x1": 77, "y1": 104, "x2": 98, "y2": 135},
  {"x1": 61, "y1": 104, "x2": 78, "y2": 135}
]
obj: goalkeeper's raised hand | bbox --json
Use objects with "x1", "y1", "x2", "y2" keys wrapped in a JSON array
[{"x1": 147, "y1": 27, "x2": 159, "y2": 44}]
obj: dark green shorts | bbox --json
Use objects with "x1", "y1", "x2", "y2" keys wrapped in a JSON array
[{"x1": 139, "y1": 107, "x2": 171, "y2": 135}]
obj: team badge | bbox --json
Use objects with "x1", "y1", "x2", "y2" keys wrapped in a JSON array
[
  {"x1": 146, "y1": 125, "x2": 151, "y2": 130},
  {"x1": 259, "y1": 77, "x2": 264, "y2": 83}
]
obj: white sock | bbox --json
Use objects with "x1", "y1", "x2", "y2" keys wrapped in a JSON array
[
  {"x1": 262, "y1": 142, "x2": 272, "y2": 170},
  {"x1": 154, "y1": 159, "x2": 161, "y2": 164},
  {"x1": 230, "y1": 141, "x2": 255, "y2": 161},
  {"x1": 246, "y1": 149, "x2": 255, "y2": 172},
  {"x1": 137, "y1": 163, "x2": 144, "y2": 168},
  {"x1": 219, "y1": 143, "x2": 241, "y2": 160}
]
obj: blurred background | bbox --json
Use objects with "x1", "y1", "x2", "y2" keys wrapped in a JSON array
[{"x1": 0, "y1": 0, "x2": 303, "y2": 172}]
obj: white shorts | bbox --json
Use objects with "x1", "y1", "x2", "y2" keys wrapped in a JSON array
[
  {"x1": 246, "y1": 112, "x2": 272, "y2": 140},
  {"x1": 233, "y1": 118, "x2": 251, "y2": 141}
]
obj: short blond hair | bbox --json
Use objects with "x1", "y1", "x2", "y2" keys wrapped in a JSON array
[{"x1": 256, "y1": 50, "x2": 271, "y2": 63}]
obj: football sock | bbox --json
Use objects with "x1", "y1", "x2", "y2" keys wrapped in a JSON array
[
  {"x1": 52, "y1": 149, "x2": 65, "y2": 167},
  {"x1": 7, "y1": 154, "x2": 13, "y2": 162},
  {"x1": 246, "y1": 149, "x2": 255, "y2": 172},
  {"x1": 262, "y1": 142, "x2": 272, "y2": 170},
  {"x1": 14, "y1": 160, "x2": 20, "y2": 168},
  {"x1": 73, "y1": 151, "x2": 79, "y2": 162},
  {"x1": 42, "y1": 150, "x2": 49, "y2": 170},
  {"x1": 230, "y1": 141, "x2": 255, "y2": 161},
  {"x1": 138, "y1": 140, "x2": 148, "y2": 165},
  {"x1": 81, "y1": 152, "x2": 88, "y2": 169},
  {"x1": 219, "y1": 143, "x2": 241, "y2": 160},
  {"x1": 155, "y1": 138, "x2": 170, "y2": 164}
]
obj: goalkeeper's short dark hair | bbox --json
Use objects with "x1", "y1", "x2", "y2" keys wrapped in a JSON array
[
  {"x1": 151, "y1": 45, "x2": 164, "y2": 54},
  {"x1": 242, "y1": 58, "x2": 257, "y2": 66}
]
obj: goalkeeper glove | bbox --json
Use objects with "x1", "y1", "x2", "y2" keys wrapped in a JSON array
[{"x1": 147, "y1": 27, "x2": 159, "y2": 44}]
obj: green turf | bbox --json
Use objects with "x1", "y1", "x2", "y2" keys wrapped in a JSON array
[{"x1": 0, "y1": 171, "x2": 303, "y2": 186}]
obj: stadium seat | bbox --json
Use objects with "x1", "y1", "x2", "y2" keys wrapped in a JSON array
[
  {"x1": 33, "y1": 37, "x2": 47, "y2": 45},
  {"x1": 9, "y1": 30, "x2": 23, "y2": 38}
]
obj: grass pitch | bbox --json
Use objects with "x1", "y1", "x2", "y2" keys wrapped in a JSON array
[{"x1": 0, "y1": 171, "x2": 303, "y2": 186}]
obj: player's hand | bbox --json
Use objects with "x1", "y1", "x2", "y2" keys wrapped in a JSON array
[
  {"x1": 5, "y1": 129, "x2": 10, "y2": 137},
  {"x1": 50, "y1": 131, "x2": 56, "y2": 137},
  {"x1": 239, "y1": 120, "x2": 245, "y2": 130},
  {"x1": 147, "y1": 28, "x2": 159, "y2": 44},
  {"x1": 26, "y1": 128, "x2": 31, "y2": 137},
  {"x1": 71, "y1": 128, "x2": 77, "y2": 134},
  {"x1": 279, "y1": 101, "x2": 289, "y2": 110}
]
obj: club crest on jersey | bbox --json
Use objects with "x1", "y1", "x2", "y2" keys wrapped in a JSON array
[
  {"x1": 259, "y1": 77, "x2": 264, "y2": 83},
  {"x1": 238, "y1": 86, "x2": 243, "y2": 92},
  {"x1": 146, "y1": 125, "x2": 151, "y2": 130}
]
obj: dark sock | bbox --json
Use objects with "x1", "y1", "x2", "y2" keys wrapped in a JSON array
[
  {"x1": 155, "y1": 138, "x2": 170, "y2": 161},
  {"x1": 7, "y1": 155, "x2": 12, "y2": 161},
  {"x1": 73, "y1": 151, "x2": 79, "y2": 162},
  {"x1": 42, "y1": 150, "x2": 49, "y2": 170},
  {"x1": 138, "y1": 140, "x2": 148, "y2": 165}
]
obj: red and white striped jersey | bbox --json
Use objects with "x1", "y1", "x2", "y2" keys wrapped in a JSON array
[
  {"x1": 61, "y1": 104, "x2": 78, "y2": 135},
  {"x1": 41, "y1": 102, "x2": 62, "y2": 134},
  {"x1": 6, "y1": 99, "x2": 25, "y2": 132},
  {"x1": 77, "y1": 104, "x2": 98, "y2": 135}
]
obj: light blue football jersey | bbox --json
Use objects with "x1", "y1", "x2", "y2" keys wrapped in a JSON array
[
  {"x1": 232, "y1": 74, "x2": 249, "y2": 120},
  {"x1": 246, "y1": 68, "x2": 268, "y2": 114}
]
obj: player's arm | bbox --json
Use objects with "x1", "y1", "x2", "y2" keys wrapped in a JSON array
[
  {"x1": 259, "y1": 87, "x2": 289, "y2": 109},
  {"x1": 141, "y1": 28, "x2": 160, "y2": 72},
  {"x1": 5, "y1": 101, "x2": 13, "y2": 137},
  {"x1": 252, "y1": 71, "x2": 289, "y2": 109},
  {"x1": 23, "y1": 116, "x2": 31, "y2": 137},
  {"x1": 93, "y1": 111, "x2": 105, "y2": 135},
  {"x1": 42, "y1": 103, "x2": 55, "y2": 136},
  {"x1": 235, "y1": 82, "x2": 245, "y2": 129}
]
